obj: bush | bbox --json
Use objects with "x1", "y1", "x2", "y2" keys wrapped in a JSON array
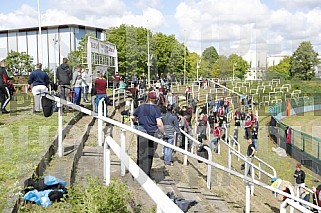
[{"x1": 19, "y1": 178, "x2": 136, "y2": 213}]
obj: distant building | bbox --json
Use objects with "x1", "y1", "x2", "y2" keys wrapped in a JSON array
[
  {"x1": 243, "y1": 52, "x2": 288, "y2": 80},
  {"x1": 0, "y1": 24, "x2": 104, "y2": 73}
]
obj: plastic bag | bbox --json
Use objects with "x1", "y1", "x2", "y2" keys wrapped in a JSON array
[{"x1": 272, "y1": 147, "x2": 287, "y2": 157}]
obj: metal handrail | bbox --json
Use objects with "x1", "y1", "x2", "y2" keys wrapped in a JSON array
[
  {"x1": 253, "y1": 155, "x2": 277, "y2": 179},
  {"x1": 103, "y1": 136, "x2": 183, "y2": 213},
  {"x1": 228, "y1": 135, "x2": 241, "y2": 161},
  {"x1": 47, "y1": 94, "x2": 321, "y2": 212},
  {"x1": 180, "y1": 129, "x2": 212, "y2": 190},
  {"x1": 229, "y1": 148, "x2": 274, "y2": 179}
]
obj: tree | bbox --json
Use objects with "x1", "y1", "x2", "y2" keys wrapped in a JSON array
[
  {"x1": 200, "y1": 46, "x2": 219, "y2": 78},
  {"x1": 213, "y1": 55, "x2": 229, "y2": 78},
  {"x1": 6, "y1": 51, "x2": 34, "y2": 75},
  {"x1": 227, "y1": 54, "x2": 249, "y2": 80},
  {"x1": 267, "y1": 56, "x2": 291, "y2": 80},
  {"x1": 68, "y1": 33, "x2": 95, "y2": 71},
  {"x1": 186, "y1": 52, "x2": 199, "y2": 79},
  {"x1": 290, "y1": 41, "x2": 319, "y2": 80}
]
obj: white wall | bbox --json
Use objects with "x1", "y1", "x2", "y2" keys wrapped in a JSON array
[{"x1": 0, "y1": 33, "x2": 7, "y2": 59}]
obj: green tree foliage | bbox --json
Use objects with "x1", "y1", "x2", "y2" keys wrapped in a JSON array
[
  {"x1": 68, "y1": 33, "x2": 95, "y2": 70},
  {"x1": 106, "y1": 24, "x2": 148, "y2": 76},
  {"x1": 266, "y1": 56, "x2": 291, "y2": 80},
  {"x1": 227, "y1": 54, "x2": 249, "y2": 80},
  {"x1": 106, "y1": 24, "x2": 187, "y2": 79},
  {"x1": 213, "y1": 55, "x2": 229, "y2": 78},
  {"x1": 290, "y1": 41, "x2": 319, "y2": 80},
  {"x1": 200, "y1": 46, "x2": 219, "y2": 78},
  {"x1": 5, "y1": 51, "x2": 34, "y2": 75},
  {"x1": 186, "y1": 52, "x2": 199, "y2": 78}
]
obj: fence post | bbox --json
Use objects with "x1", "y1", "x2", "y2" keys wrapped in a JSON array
[
  {"x1": 207, "y1": 149, "x2": 212, "y2": 190},
  {"x1": 120, "y1": 129, "x2": 126, "y2": 176},
  {"x1": 228, "y1": 146, "x2": 232, "y2": 171},
  {"x1": 104, "y1": 140, "x2": 111, "y2": 186},
  {"x1": 98, "y1": 98, "x2": 104, "y2": 146},
  {"x1": 245, "y1": 182, "x2": 251, "y2": 213},
  {"x1": 57, "y1": 98, "x2": 63, "y2": 157},
  {"x1": 112, "y1": 89, "x2": 115, "y2": 109},
  {"x1": 184, "y1": 136, "x2": 188, "y2": 166}
]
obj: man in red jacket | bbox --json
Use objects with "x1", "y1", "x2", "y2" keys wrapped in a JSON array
[
  {"x1": 95, "y1": 72, "x2": 107, "y2": 113},
  {"x1": 210, "y1": 123, "x2": 221, "y2": 153}
]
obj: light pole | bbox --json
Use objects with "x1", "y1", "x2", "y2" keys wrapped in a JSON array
[
  {"x1": 183, "y1": 45, "x2": 186, "y2": 85},
  {"x1": 37, "y1": 0, "x2": 43, "y2": 63},
  {"x1": 233, "y1": 62, "x2": 237, "y2": 82},
  {"x1": 196, "y1": 58, "x2": 201, "y2": 81},
  {"x1": 147, "y1": 29, "x2": 151, "y2": 88},
  {"x1": 53, "y1": 34, "x2": 59, "y2": 84}
]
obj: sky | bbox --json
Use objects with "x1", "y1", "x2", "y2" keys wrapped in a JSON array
[{"x1": 0, "y1": 0, "x2": 321, "y2": 57}]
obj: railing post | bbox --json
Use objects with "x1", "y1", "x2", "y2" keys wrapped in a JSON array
[
  {"x1": 245, "y1": 182, "x2": 251, "y2": 213},
  {"x1": 206, "y1": 148, "x2": 212, "y2": 190},
  {"x1": 98, "y1": 98, "x2": 104, "y2": 146},
  {"x1": 118, "y1": 90, "x2": 120, "y2": 105},
  {"x1": 251, "y1": 169, "x2": 255, "y2": 196},
  {"x1": 184, "y1": 136, "x2": 188, "y2": 166},
  {"x1": 57, "y1": 98, "x2": 63, "y2": 157},
  {"x1": 112, "y1": 89, "x2": 115, "y2": 109},
  {"x1": 228, "y1": 146, "x2": 232, "y2": 171},
  {"x1": 258, "y1": 162, "x2": 261, "y2": 180},
  {"x1": 104, "y1": 141, "x2": 110, "y2": 186},
  {"x1": 120, "y1": 129, "x2": 126, "y2": 176}
]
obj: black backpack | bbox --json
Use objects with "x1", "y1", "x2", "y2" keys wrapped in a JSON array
[
  {"x1": 197, "y1": 143, "x2": 209, "y2": 163},
  {"x1": 41, "y1": 95, "x2": 54, "y2": 117}
]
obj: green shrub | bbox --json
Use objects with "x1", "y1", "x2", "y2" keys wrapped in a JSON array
[{"x1": 19, "y1": 178, "x2": 136, "y2": 213}]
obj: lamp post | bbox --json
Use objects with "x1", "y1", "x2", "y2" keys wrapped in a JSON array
[
  {"x1": 196, "y1": 58, "x2": 201, "y2": 81},
  {"x1": 37, "y1": 0, "x2": 43, "y2": 63},
  {"x1": 53, "y1": 34, "x2": 59, "y2": 84},
  {"x1": 147, "y1": 29, "x2": 152, "y2": 88},
  {"x1": 233, "y1": 62, "x2": 237, "y2": 82}
]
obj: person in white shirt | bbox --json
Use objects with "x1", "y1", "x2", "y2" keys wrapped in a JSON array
[{"x1": 81, "y1": 69, "x2": 90, "y2": 103}]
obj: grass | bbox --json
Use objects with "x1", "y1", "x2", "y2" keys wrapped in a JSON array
[{"x1": 0, "y1": 94, "x2": 75, "y2": 211}]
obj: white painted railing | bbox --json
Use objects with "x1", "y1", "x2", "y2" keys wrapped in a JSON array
[
  {"x1": 46, "y1": 94, "x2": 321, "y2": 213},
  {"x1": 228, "y1": 135, "x2": 241, "y2": 161},
  {"x1": 103, "y1": 135, "x2": 183, "y2": 213},
  {"x1": 180, "y1": 129, "x2": 212, "y2": 190},
  {"x1": 112, "y1": 88, "x2": 127, "y2": 109}
]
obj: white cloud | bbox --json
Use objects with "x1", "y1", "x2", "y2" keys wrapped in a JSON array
[{"x1": 174, "y1": 0, "x2": 321, "y2": 55}]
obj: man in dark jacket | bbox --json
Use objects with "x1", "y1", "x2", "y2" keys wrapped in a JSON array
[
  {"x1": 28, "y1": 63, "x2": 50, "y2": 113},
  {"x1": 56, "y1": 58, "x2": 72, "y2": 103},
  {"x1": 294, "y1": 163, "x2": 305, "y2": 197},
  {"x1": 0, "y1": 60, "x2": 12, "y2": 113}
]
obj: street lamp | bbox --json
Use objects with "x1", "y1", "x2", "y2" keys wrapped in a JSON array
[
  {"x1": 147, "y1": 29, "x2": 152, "y2": 88},
  {"x1": 37, "y1": 0, "x2": 43, "y2": 63},
  {"x1": 52, "y1": 34, "x2": 59, "y2": 84},
  {"x1": 196, "y1": 58, "x2": 201, "y2": 81},
  {"x1": 233, "y1": 62, "x2": 237, "y2": 82}
]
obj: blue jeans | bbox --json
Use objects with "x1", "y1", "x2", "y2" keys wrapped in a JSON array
[
  {"x1": 164, "y1": 136, "x2": 174, "y2": 164},
  {"x1": 73, "y1": 87, "x2": 81, "y2": 105},
  {"x1": 96, "y1": 94, "x2": 107, "y2": 114},
  {"x1": 253, "y1": 139, "x2": 258, "y2": 150},
  {"x1": 210, "y1": 137, "x2": 219, "y2": 153},
  {"x1": 83, "y1": 86, "x2": 89, "y2": 101}
]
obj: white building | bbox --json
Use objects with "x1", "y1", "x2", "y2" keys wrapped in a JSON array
[
  {"x1": 243, "y1": 52, "x2": 288, "y2": 80},
  {"x1": 0, "y1": 24, "x2": 104, "y2": 73}
]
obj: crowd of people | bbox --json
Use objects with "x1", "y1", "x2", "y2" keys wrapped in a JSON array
[{"x1": 2, "y1": 57, "x2": 321, "y2": 210}]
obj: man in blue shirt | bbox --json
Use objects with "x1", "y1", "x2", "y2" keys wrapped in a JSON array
[
  {"x1": 131, "y1": 91, "x2": 164, "y2": 178},
  {"x1": 28, "y1": 63, "x2": 50, "y2": 113}
]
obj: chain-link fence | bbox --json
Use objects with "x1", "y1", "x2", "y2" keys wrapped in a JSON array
[{"x1": 269, "y1": 96, "x2": 321, "y2": 174}]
